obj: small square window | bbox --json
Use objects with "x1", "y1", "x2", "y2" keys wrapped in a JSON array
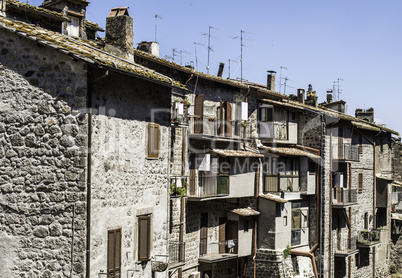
[{"x1": 148, "y1": 123, "x2": 160, "y2": 158}]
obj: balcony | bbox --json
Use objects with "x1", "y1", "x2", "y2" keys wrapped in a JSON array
[
  {"x1": 357, "y1": 230, "x2": 381, "y2": 247},
  {"x1": 169, "y1": 241, "x2": 185, "y2": 266},
  {"x1": 332, "y1": 143, "x2": 359, "y2": 161},
  {"x1": 332, "y1": 188, "x2": 357, "y2": 208},
  {"x1": 199, "y1": 239, "x2": 239, "y2": 263},
  {"x1": 189, "y1": 116, "x2": 250, "y2": 140},
  {"x1": 334, "y1": 235, "x2": 358, "y2": 257},
  {"x1": 188, "y1": 174, "x2": 229, "y2": 199}
]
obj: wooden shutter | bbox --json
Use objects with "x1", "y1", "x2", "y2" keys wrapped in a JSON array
[
  {"x1": 194, "y1": 94, "x2": 204, "y2": 134},
  {"x1": 219, "y1": 217, "x2": 227, "y2": 254},
  {"x1": 107, "y1": 229, "x2": 121, "y2": 278},
  {"x1": 358, "y1": 173, "x2": 363, "y2": 192},
  {"x1": 338, "y1": 128, "x2": 344, "y2": 159},
  {"x1": 225, "y1": 102, "x2": 232, "y2": 137},
  {"x1": 138, "y1": 216, "x2": 151, "y2": 261},
  {"x1": 148, "y1": 124, "x2": 159, "y2": 158},
  {"x1": 199, "y1": 213, "x2": 208, "y2": 255}
]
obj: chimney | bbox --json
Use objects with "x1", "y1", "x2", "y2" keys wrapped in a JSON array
[
  {"x1": 217, "y1": 63, "x2": 225, "y2": 77},
  {"x1": 1, "y1": 0, "x2": 6, "y2": 16},
  {"x1": 267, "y1": 71, "x2": 276, "y2": 91},
  {"x1": 105, "y1": 7, "x2": 134, "y2": 61},
  {"x1": 297, "y1": 89, "x2": 305, "y2": 104},
  {"x1": 137, "y1": 41, "x2": 160, "y2": 57},
  {"x1": 326, "y1": 90, "x2": 333, "y2": 103}
]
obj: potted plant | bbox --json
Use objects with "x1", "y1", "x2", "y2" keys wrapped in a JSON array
[{"x1": 208, "y1": 116, "x2": 216, "y2": 122}]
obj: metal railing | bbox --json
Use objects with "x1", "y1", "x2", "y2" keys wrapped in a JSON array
[
  {"x1": 169, "y1": 241, "x2": 185, "y2": 264},
  {"x1": 190, "y1": 116, "x2": 250, "y2": 139},
  {"x1": 199, "y1": 239, "x2": 239, "y2": 255},
  {"x1": 336, "y1": 235, "x2": 357, "y2": 251},
  {"x1": 358, "y1": 229, "x2": 381, "y2": 245},
  {"x1": 188, "y1": 174, "x2": 230, "y2": 198},
  {"x1": 332, "y1": 143, "x2": 359, "y2": 161},
  {"x1": 332, "y1": 188, "x2": 357, "y2": 205}
]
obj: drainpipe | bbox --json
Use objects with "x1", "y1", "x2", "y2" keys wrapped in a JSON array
[
  {"x1": 253, "y1": 164, "x2": 260, "y2": 278},
  {"x1": 289, "y1": 250, "x2": 318, "y2": 278},
  {"x1": 86, "y1": 77, "x2": 93, "y2": 278},
  {"x1": 329, "y1": 132, "x2": 333, "y2": 278}
]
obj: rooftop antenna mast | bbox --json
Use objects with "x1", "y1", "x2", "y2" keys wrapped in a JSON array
[
  {"x1": 282, "y1": 77, "x2": 294, "y2": 94},
  {"x1": 202, "y1": 26, "x2": 218, "y2": 74},
  {"x1": 179, "y1": 50, "x2": 191, "y2": 66},
  {"x1": 336, "y1": 78, "x2": 344, "y2": 101},
  {"x1": 232, "y1": 30, "x2": 253, "y2": 83},
  {"x1": 228, "y1": 59, "x2": 238, "y2": 79},
  {"x1": 154, "y1": 14, "x2": 162, "y2": 42},
  {"x1": 194, "y1": 42, "x2": 204, "y2": 71},
  {"x1": 279, "y1": 66, "x2": 287, "y2": 94}
]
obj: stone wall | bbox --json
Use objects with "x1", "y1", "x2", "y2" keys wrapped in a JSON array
[{"x1": 0, "y1": 27, "x2": 88, "y2": 277}]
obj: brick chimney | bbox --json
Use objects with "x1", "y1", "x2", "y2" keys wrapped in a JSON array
[
  {"x1": 326, "y1": 90, "x2": 333, "y2": 103},
  {"x1": 267, "y1": 71, "x2": 276, "y2": 91},
  {"x1": 105, "y1": 7, "x2": 134, "y2": 62},
  {"x1": 137, "y1": 41, "x2": 160, "y2": 57}
]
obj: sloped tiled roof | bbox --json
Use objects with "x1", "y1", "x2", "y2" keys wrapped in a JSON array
[
  {"x1": 210, "y1": 149, "x2": 264, "y2": 158},
  {"x1": 0, "y1": 15, "x2": 186, "y2": 89},
  {"x1": 134, "y1": 49, "x2": 288, "y2": 99},
  {"x1": 6, "y1": 0, "x2": 69, "y2": 20},
  {"x1": 228, "y1": 207, "x2": 260, "y2": 217},
  {"x1": 258, "y1": 145, "x2": 321, "y2": 160},
  {"x1": 259, "y1": 193, "x2": 287, "y2": 203}
]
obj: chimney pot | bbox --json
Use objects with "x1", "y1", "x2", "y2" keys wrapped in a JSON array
[
  {"x1": 297, "y1": 89, "x2": 305, "y2": 104},
  {"x1": 267, "y1": 71, "x2": 276, "y2": 91},
  {"x1": 217, "y1": 62, "x2": 225, "y2": 77},
  {"x1": 326, "y1": 90, "x2": 333, "y2": 103}
]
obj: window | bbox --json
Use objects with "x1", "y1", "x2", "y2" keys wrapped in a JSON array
[
  {"x1": 291, "y1": 202, "x2": 308, "y2": 246},
  {"x1": 138, "y1": 215, "x2": 151, "y2": 261},
  {"x1": 244, "y1": 220, "x2": 249, "y2": 232},
  {"x1": 107, "y1": 228, "x2": 121, "y2": 277},
  {"x1": 359, "y1": 136, "x2": 363, "y2": 154},
  {"x1": 67, "y1": 17, "x2": 80, "y2": 37},
  {"x1": 148, "y1": 123, "x2": 160, "y2": 158},
  {"x1": 260, "y1": 107, "x2": 273, "y2": 122},
  {"x1": 364, "y1": 212, "x2": 368, "y2": 230},
  {"x1": 358, "y1": 173, "x2": 363, "y2": 193}
]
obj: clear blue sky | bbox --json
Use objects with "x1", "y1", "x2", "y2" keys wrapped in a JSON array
[{"x1": 28, "y1": 0, "x2": 402, "y2": 135}]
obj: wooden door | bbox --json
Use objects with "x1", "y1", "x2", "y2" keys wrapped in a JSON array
[
  {"x1": 226, "y1": 220, "x2": 238, "y2": 254},
  {"x1": 219, "y1": 217, "x2": 227, "y2": 254},
  {"x1": 200, "y1": 213, "x2": 208, "y2": 255}
]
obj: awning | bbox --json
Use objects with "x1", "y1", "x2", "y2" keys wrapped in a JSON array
[
  {"x1": 228, "y1": 207, "x2": 260, "y2": 217},
  {"x1": 210, "y1": 149, "x2": 264, "y2": 158},
  {"x1": 376, "y1": 174, "x2": 393, "y2": 181},
  {"x1": 260, "y1": 98, "x2": 305, "y2": 111},
  {"x1": 392, "y1": 181, "x2": 402, "y2": 187},
  {"x1": 391, "y1": 213, "x2": 402, "y2": 221},
  {"x1": 259, "y1": 193, "x2": 287, "y2": 203},
  {"x1": 258, "y1": 146, "x2": 321, "y2": 160}
]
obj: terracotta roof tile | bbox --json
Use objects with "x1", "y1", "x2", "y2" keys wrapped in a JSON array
[
  {"x1": 259, "y1": 193, "x2": 287, "y2": 203},
  {"x1": 211, "y1": 149, "x2": 264, "y2": 158},
  {"x1": 258, "y1": 146, "x2": 321, "y2": 159},
  {"x1": 228, "y1": 207, "x2": 260, "y2": 217}
]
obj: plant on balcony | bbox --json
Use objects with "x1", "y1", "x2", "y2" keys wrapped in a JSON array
[
  {"x1": 185, "y1": 100, "x2": 191, "y2": 106},
  {"x1": 241, "y1": 121, "x2": 249, "y2": 127},
  {"x1": 208, "y1": 116, "x2": 216, "y2": 122},
  {"x1": 283, "y1": 244, "x2": 291, "y2": 259},
  {"x1": 170, "y1": 181, "x2": 187, "y2": 197}
]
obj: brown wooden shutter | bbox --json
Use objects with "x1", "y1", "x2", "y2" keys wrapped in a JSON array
[
  {"x1": 358, "y1": 173, "x2": 363, "y2": 192},
  {"x1": 148, "y1": 124, "x2": 159, "y2": 158},
  {"x1": 199, "y1": 213, "x2": 208, "y2": 255},
  {"x1": 107, "y1": 229, "x2": 121, "y2": 277},
  {"x1": 225, "y1": 102, "x2": 232, "y2": 137},
  {"x1": 138, "y1": 216, "x2": 151, "y2": 261},
  {"x1": 194, "y1": 94, "x2": 204, "y2": 134},
  {"x1": 219, "y1": 217, "x2": 227, "y2": 254},
  {"x1": 219, "y1": 100, "x2": 224, "y2": 136}
]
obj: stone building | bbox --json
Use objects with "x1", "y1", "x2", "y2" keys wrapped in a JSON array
[{"x1": 0, "y1": 2, "x2": 187, "y2": 277}]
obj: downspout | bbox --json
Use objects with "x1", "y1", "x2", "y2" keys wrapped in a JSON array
[
  {"x1": 245, "y1": 88, "x2": 251, "y2": 102},
  {"x1": 319, "y1": 114, "x2": 325, "y2": 278},
  {"x1": 253, "y1": 163, "x2": 260, "y2": 278},
  {"x1": 329, "y1": 132, "x2": 333, "y2": 278},
  {"x1": 289, "y1": 250, "x2": 318, "y2": 278},
  {"x1": 178, "y1": 126, "x2": 186, "y2": 278},
  {"x1": 86, "y1": 76, "x2": 93, "y2": 278}
]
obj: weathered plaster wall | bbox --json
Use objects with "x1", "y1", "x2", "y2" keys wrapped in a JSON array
[{"x1": 0, "y1": 29, "x2": 88, "y2": 277}]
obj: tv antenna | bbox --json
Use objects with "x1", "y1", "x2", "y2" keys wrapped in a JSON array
[
  {"x1": 333, "y1": 78, "x2": 344, "y2": 101},
  {"x1": 279, "y1": 66, "x2": 287, "y2": 94},
  {"x1": 194, "y1": 42, "x2": 204, "y2": 71},
  {"x1": 281, "y1": 77, "x2": 294, "y2": 94},
  {"x1": 202, "y1": 26, "x2": 218, "y2": 74},
  {"x1": 172, "y1": 49, "x2": 190, "y2": 65},
  {"x1": 232, "y1": 30, "x2": 253, "y2": 83},
  {"x1": 228, "y1": 59, "x2": 238, "y2": 79},
  {"x1": 154, "y1": 14, "x2": 162, "y2": 42}
]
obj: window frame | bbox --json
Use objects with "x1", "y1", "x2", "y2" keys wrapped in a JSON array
[
  {"x1": 107, "y1": 228, "x2": 121, "y2": 277},
  {"x1": 138, "y1": 215, "x2": 151, "y2": 262},
  {"x1": 147, "y1": 123, "x2": 160, "y2": 158},
  {"x1": 260, "y1": 106, "x2": 273, "y2": 122}
]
